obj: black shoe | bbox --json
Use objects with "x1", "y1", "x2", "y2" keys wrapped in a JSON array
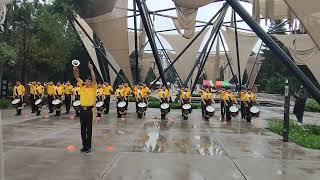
[
  {"x1": 80, "y1": 148, "x2": 87, "y2": 153},
  {"x1": 85, "y1": 148, "x2": 92, "y2": 153},
  {"x1": 49, "y1": 111, "x2": 53, "y2": 113},
  {"x1": 31, "y1": 111, "x2": 35, "y2": 113}
]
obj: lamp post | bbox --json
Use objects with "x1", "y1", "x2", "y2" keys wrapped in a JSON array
[{"x1": 283, "y1": 79, "x2": 290, "y2": 142}]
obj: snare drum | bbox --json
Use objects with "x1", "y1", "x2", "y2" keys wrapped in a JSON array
[
  {"x1": 52, "y1": 99, "x2": 61, "y2": 106},
  {"x1": 250, "y1": 106, "x2": 260, "y2": 117},
  {"x1": 138, "y1": 102, "x2": 147, "y2": 108},
  {"x1": 205, "y1": 105, "x2": 215, "y2": 117},
  {"x1": 73, "y1": 100, "x2": 80, "y2": 111},
  {"x1": 229, "y1": 105, "x2": 239, "y2": 117},
  {"x1": 118, "y1": 101, "x2": 126, "y2": 108},
  {"x1": 35, "y1": 99, "x2": 43, "y2": 106},
  {"x1": 182, "y1": 104, "x2": 191, "y2": 110},
  {"x1": 96, "y1": 101, "x2": 104, "y2": 111},
  {"x1": 160, "y1": 103, "x2": 170, "y2": 114},
  {"x1": 12, "y1": 99, "x2": 21, "y2": 105}
]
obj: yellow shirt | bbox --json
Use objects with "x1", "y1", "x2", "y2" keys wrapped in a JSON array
[
  {"x1": 35, "y1": 85, "x2": 45, "y2": 95},
  {"x1": 97, "y1": 87, "x2": 104, "y2": 96},
  {"x1": 123, "y1": 87, "x2": 132, "y2": 97},
  {"x1": 157, "y1": 89, "x2": 170, "y2": 99},
  {"x1": 241, "y1": 92, "x2": 250, "y2": 102},
  {"x1": 180, "y1": 91, "x2": 191, "y2": 99},
  {"x1": 115, "y1": 88, "x2": 122, "y2": 97},
  {"x1": 143, "y1": 87, "x2": 151, "y2": 95},
  {"x1": 47, "y1": 85, "x2": 55, "y2": 95},
  {"x1": 103, "y1": 85, "x2": 113, "y2": 95},
  {"x1": 249, "y1": 92, "x2": 257, "y2": 102},
  {"x1": 13, "y1": 84, "x2": 25, "y2": 97},
  {"x1": 78, "y1": 80, "x2": 97, "y2": 106},
  {"x1": 74, "y1": 87, "x2": 80, "y2": 97},
  {"x1": 133, "y1": 86, "x2": 139, "y2": 96},
  {"x1": 64, "y1": 85, "x2": 74, "y2": 95},
  {"x1": 55, "y1": 85, "x2": 65, "y2": 96},
  {"x1": 201, "y1": 92, "x2": 212, "y2": 100},
  {"x1": 29, "y1": 84, "x2": 36, "y2": 95}
]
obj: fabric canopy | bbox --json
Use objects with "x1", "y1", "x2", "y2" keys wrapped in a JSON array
[
  {"x1": 139, "y1": 53, "x2": 156, "y2": 82},
  {"x1": 80, "y1": 0, "x2": 133, "y2": 83},
  {"x1": 204, "y1": 55, "x2": 227, "y2": 81},
  {"x1": 161, "y1": 29, "x2": 209, "y2": 82},
  {"x1": 284, "y1": 0, "x2": 320, "y2": 50},
  {"x1": 172, "y1": 7, "x2": 198, "y2": 39},
  {"x1": 244, "y1": 55, "x2": 264, "y2": 88},
  {"x1": 128, "y1": 31, "x2": 141, "y2": 55},
  {"x1": 258, "y1": 0, "x2": 294, "y2": 20},
  {"x1": 222, "y1": 28, "x2": 259, "y2": 80},
  {"x1": 74, "y1": 16, "x2": 104, "y2": 81},
  {"x1": 172, "y1": 0, "x2": 216, "y2": 9},
  {"x1": 273, "y1": 34, "x2": 320, "y2": 83}
]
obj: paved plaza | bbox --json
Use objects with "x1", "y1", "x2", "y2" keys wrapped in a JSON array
[{"x1": 1, "y1": 101, "x2": 320, "y2": 180}]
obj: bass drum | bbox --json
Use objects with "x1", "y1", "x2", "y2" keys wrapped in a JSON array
[
  {"x1": 250, "y1": 106, "x2": 260, "y2": 117},
  {"x1": 229, "y1": 105, "x2": 239, "y2": 117}
]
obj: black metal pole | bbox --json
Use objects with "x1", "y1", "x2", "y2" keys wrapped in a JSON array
[
  {"x1": 219, "y1": 33, "x2": 236, "y2": 80},
  {"x1": 152, "y1": 5, "x2": 226, "y2": 85},
  {"x1": 283, "y1": 79, "x2": 290, "y2": 142},
  {"x1": 133, "y1": 0, "x2": 139, "y2": 84},
  {"x1": 190, "y1": 10, "x2": 227, "y2": 93},
  {"x1": 136, "y1": 0, "x2": 167, "y2": 85},
  {"x1": 233, "y1": 10, "x2": 242, "y2": 91},
  {"x1": 71, "y1": 17, "x2": 128, "y2": 84},
  {"x1": 22, "y1": 25, "x2": 27, "y2": 84},
  {"x1": 226, "y1": 0, "x2": 320, "y2": 103}
]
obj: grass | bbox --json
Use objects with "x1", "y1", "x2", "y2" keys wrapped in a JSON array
[
  {"x1": 267, "y1": 119, "x2": 320, "y2": 149},
  {"x1": 305, "y1": 99, "x2": 320, "y2": 113}
]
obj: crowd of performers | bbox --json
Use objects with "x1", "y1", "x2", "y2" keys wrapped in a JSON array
[{"x1": 12, "y1": 80, "x2": 258, "y2": 122}]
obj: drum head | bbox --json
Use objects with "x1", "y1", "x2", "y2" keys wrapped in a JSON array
[
  {"x1": 35, "y1": 99, "x2": 42, "y2": 105},
  {"x1": 52, "y1": 99, "x2": 61, "y2": 105},
  {"x1": 250, "y1": 106, "x2": 260, "y2": 114},
  {"x1": 161, "y1": 103, "x2": 169, "y2": 109},
  {"x1": 118, "y1": 101, "x2": 126, "y2": 108},
  {"x1": 229, "y1": 106, "x2": 238, "y2": 113},
  {"x1": 96, "y1": 101, "x2": 104, "y2": 108},
  {"x1": 182, "y1": 104, "x2": 191, "y2": 110},
  {"x1": 138, "y1": 102, "x2": 147, "y2": 108},
  {"x1": 12, "y1": 99, "x2": 21, "y2": 105},
  {"x1": 206, "y1": 106, "x2": 215, "y2": 113},
  {"x1": 73, "y1": 100, "x2": 80, "y2": 107}
]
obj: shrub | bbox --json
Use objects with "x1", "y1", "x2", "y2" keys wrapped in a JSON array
[
  {"x1": 305, "y1": 99, "x2": 320, "y2": 113},
  {"x1": 0, "y1": 98, "x2": 12, "y2": 109}
]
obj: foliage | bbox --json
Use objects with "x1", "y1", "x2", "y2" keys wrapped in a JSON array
[
  {"x1": 129, "y1": 51, "x2": 141, "y2": 83},
  {"x1": 267, "y1": 119, "x2": 320, "y2": 149},
  {"x1": 0, "y1": 99, "x2": 11, "y2": 109},
  {"x1": 256, "y1": 20, "x2": 301, "y2": 93},
  {"x1": 0, "y1": 42, "x2": 17, "y2": 65},
  {"x1": 305, "y1": 99, "x2": 320, "y2": 113},
  {"x1": 1, "y1": 1, "x2": 85, "y2": 82}
]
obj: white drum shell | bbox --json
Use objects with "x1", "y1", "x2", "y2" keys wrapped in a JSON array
[
  {"x1": 52, "y1": 99, "x2": 61, "y2": 105},
  {"x1": 35, "y1": 99, "x2": 43, "y2": 105},
  {"x1": 73, "y1": 100, "x2": 80, "y2": 107},
  {"x1": 182, "y1": 104, "x2": 192, "y2": 110},
  {"x1": 118, "y1": 101, "x2": 126, "y2": 108},
  {"x1": 160, "y1": 103, "x2": 170, "y2": 110},
  {"x1": 96, "y1": 101, "x2": 104, "y2": 108},
  {"x1": 12, "y1": 99, "x2": 21, "y2": 105}
]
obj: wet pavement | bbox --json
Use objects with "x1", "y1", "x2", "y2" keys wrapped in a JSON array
[{"x1": 1, "y1": 103, "x2": 320, "y2": 180}]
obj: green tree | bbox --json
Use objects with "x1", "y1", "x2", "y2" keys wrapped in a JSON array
[{"x1": 0, "y1": 42, "x2": 17, "y2": 92}]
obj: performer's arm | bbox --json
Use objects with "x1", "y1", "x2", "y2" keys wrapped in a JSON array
[
  {"x1": 73, "y1": 66, "x2": 81, "y2": 83},
  {"x1": 88, "y1": 62, "x2": 96, "y2": 85}
]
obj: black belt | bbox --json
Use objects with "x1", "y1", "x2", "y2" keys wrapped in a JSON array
[{"x1": 81, "y1": 106, "x2": 94, "y2": 111}]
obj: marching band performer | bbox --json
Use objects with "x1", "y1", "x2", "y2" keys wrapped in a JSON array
[
  {"x1": 73, "y1": 84, "x2": 81, "y2": 117},
  {"x1": 64, "y1": 81, "x2": 74, "y2": 114},
  {"x1": 73, "y1": 62, "x2": 97, "y2": 153},
  {"x1": 115, "y1": 84, "x2": 125, "y2": 118},
  {"x1": 133, "y1": 84, "x2": 140, "y2": 112},
  {"x1": 225, "y1": 88, "x2": 237, "y2": 122},
  {"x1": 35, "y1": 81, "x2": 44, "y2": 116},
  {"x1": 240, "y1": 89, "x2": 247, "y2": 119},
  {"x1": 54, "y1": 82, "x2": 65, "y2": 116},
  {"x1": 96, "y1": 83, "x2": 104, "y2": 117},
  {"x1": 180, "y1": 87, "x2": 191, "y2": 115},
  {"x1": 103, "y1": 82, "x2": 113, "y2": 114},
  {"x1": 142, "y1": 84, "x2": 151, "y2": 102},
  {"x1": 201, "y1": 87, "x2": 213, "y2": 118},
  {"x1": 123, "y1": 83, "x2": 132, "y2": 111},
  {"x1": 219, "y1": 88, "x2": 226, "y2": 121},
  {"x1": 13, "y1": 81, "x2": 25, "y2": 115},
  {"x1": 46, "y1": 81, "x2": 55, "y2": 113},
  {"x1": 246, "y1": 88, "x2": 257, "y2": 122},
  {"x1": 157, "y1": 86, "x2": 170, "y2": 105},
  {"x1": 28, "y1": 81, "x2": 36, "y2": 113}
]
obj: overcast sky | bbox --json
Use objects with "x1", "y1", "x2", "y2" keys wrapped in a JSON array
[{"x1": 126, "y1": 0, "x2": 266, "y2": 52}]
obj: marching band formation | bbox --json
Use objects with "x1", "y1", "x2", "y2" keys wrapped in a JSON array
[{"x1": 12, "y1": 80, "x2": 259, "y2": 122}]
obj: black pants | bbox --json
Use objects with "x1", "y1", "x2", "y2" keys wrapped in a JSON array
[
  {"x1": 65, "y1": 94, "x2": 72, "y2": 113},
  {"x1": 221, "y1": 101, "x2": 226, "y2": 119},
  {"x1": 104, "y1": 95, "x2": 110, "y2": 114},
  {"x1": 16, "y1": 97, "x2": 23, "y2": 115},
  {"x1": 48, "y1": 95, "x2": 54, "y2": 113},
  {"x1": 30, "y1": 95, "x2": 36, "y2": 113},
  {"x1": 226, "y1": 102, "x2": 232, "y2": 122},
  {"x1": 246, "y1": 101, "x2": 253, "y2": 122},
  {"x1": 241, "y1": 101, "x2": 246, "y2": 119},
  {"x1": 34, "y1": 95, "x2": 41, "y2": 115},
  {"x1": 295, "y1": 113, "x2": 303, "y2": 123},
  {"x1": 80, "y1": 107, "x2": 93, "y2": 150}
]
